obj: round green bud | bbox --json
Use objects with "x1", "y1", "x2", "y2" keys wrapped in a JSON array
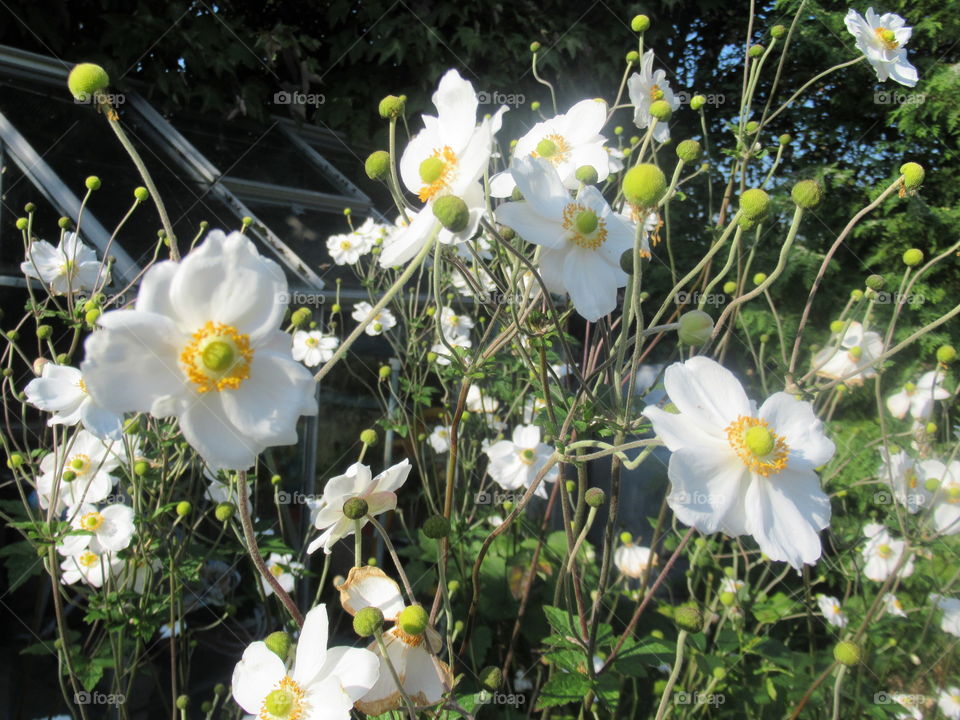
[
  {"x1": 530, "y1": 101, "x2": 541, "y2": 111},
  {"x1": 936, "y1": 345, "x2": 956, "y2": 364},
  {"x1": 432, "y1": 194, "x2": 470, "y2": 233},
  {"x1": 620, "y1": 249, "x2": 635, "y2": 274},
  {"x1": 175, "y1": 501, "x2": 191, "y2": 517},
  {"x1": 342, "y1": 496, "x2": 369, "y2": 520},
  {"x1": 631, "y1": 14, "x2": 651, "y2": 32},
  {"x1": 739, "y1": 188, "x2": 770, "y2": 220},
  {"x1": 360, "y1": 428, "x2": 378, "y2": 446},
  {"x1": 133, "y1": 460, "x2": 150, "y2": 476},
  {"x1": 201, "y1": 702, "x2": 213, "y2": 713},
  {"x1": 865, "y1": 274, "x2": 885, "y2": 290},
  {"x1": 447, "y1": 579, "x2": 459, "y2": 593},
  {"x1": 15, "y1": 217, "x2": 28, "y2": 231},
  {"x1": 564, "y1": 480, "x2": 576, "y2": 494},
  {"x1": 330, "y1": 303, "x2": 341, "y2": 314},
  {"x1": 690, "y1": 94, "x2": 707, "y2": 111},
  {"x1": 626, "y1": 50, "x2": 640, "y2": 64},
  {"x1": 426, "y1": 351, "x2": 438, "y2": 363},
  {"x1": 58, "y1": 217, "x2": 72, "y2": 230},
  {"x1": 925, "y1": 422, "x2": 937, "y2": 434},
  {"x1": 678, "y1": 310, "x2": 714, "y2": 346},
  {"x1": 529, "y1": 41, "x2": 541, "y2": 52},
  {"x1": 829, "y1": 319, "x2": 845, "y2": 334},
  {"x1": 175, "y1": 696, "x2": 190, "y2": 710},
  {"x1": 723, "y1": 281, "x2": 737, "y2": 295},
  {"x1": 24, "y1": 202, "x2": 36, "y2": 213},
  {"x1": 712, "y1": 666, "x2": 727, "y2": 680},
  {"x1": 85, "y1": 176, "x2": 101, "y2": 191},
  {"x1": 623, "y1": 164, "x2": 667, "y2": 207},
  {"x1": 502, "y1": 500, "x2": 514, "y2": 512},
  {"x1": 899, "y1": 162, "x2": 924, "y2": 189},
  {"x1": 779, "y1": 133, "x2": 792, "y2": 145},
  {"x1": 378, "y1": 94, "x2": 406, "y2": 119},
  {"x1": 214, "y1": 683, "x2": 227, "y2": 696},
  {"x1": 674, "y1": 605, "x2": 704, "y2": 633},
  {"x1": 36, "y1": 324, "x2": 53, "y2": 340},
  {"x1": 214, "y1": 502, "x2": 235, "y2": 522},
  {"x1": 134, "y1": 186, "x2": 149, "y2": 202},
  {"x1": 575, "y1": 165, "x2": 599, "y2": 185},
  {"x1": 6, "y1": 330, "x2": 18, "y2": 342},
  {"x1": 748, "y1": 44, "x2": 764, "y2": 58},
  {"x1": 584, "y1": 487, "x2": 606, "y2": 508},
  {"x1": 7, "y1": 453, "x2": 25, "y2": 469},
  {"x1": 480, "y1": 666, "x2": 503, "y2": 690},
  {"x1": 62, "y1": 470, "x2": 76, "y2": 482},
  {"x1": 265, "y1": 631, "x2": 292, "y2": 659},
  {"x1": 676, "y1": 139, "x2": 702, "y2": 163},
  {"x1": 902, "y1": 248, "x2": 923, "y2": 266},
  {"x1": 619, "y1": 531, "x2": 633, "y2": 544},
  {"x1": 753, "y1": 272, "x2": 767, "y2": 286},
  {"x1": 85, "y1": 309, "x2": 101, "y2": 326},
  {"x1": 378, "y1": 365, "x2": 392, "y2": 381},
  {"x1": 791, "y1": 179, "x2": 822, "y2": 209},
  {"x1": 850, "y1": 289, "x2": 864, "y2": 301},
  {"x1": 398, "y1": 604, "x2": 429, "y2": 636},
  {"x1": 353, "y1": 606, "x2": 384, "y2": 637},
  {"x1": 365, "y1": 150, "x2": 391, "y2": 181},
  {"x1": 67, "y1": 63, "x2": 110, "y2": 101},
  {"x1": 719, "y1": 591, "x2": 736, "y2": 607},
  {"x1": 771, "y1": 24, "x2": 786, "y2": 38},
  {"x1": 291, "y1": 307, "x2": 312, "y2": 327},
  {"x1": 649, "y1": 99, "x2": 673, "y2": 121},
  {"x1": 422, "y1": 514, "x2": 451, "y2": 539},
  {"x1": 833, "y1": 640, "x2": 861, "y2": 666},
  {"x1": 759, "y1": 333, "x2": 770, "y2": 343},
  {"x1": 613, "y1": 125, "x2": 623, "y2": 136},
  {"x1": 745, "y1": 120, "x2": 759, "y2": 135}
]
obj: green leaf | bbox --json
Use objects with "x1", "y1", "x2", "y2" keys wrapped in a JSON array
[{"x1": 534, "y1": 672, "x2": 592, "y2": 710}]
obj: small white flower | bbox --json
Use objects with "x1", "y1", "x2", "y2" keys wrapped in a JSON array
[
  {"x1": 428, "y1": 425, "x2": 451, "y2": 453},
  {"x1": 931, "y1": 594, "x2": 960, "y2": 637},
  {"x1": 484, "y1": 425, "x2": 559, "y2": 499},
  {"x1": 24, "y1": 363, "x2": 124, "y2": 439},
  {"x1": 292, "y1": 330, "x2": 339, "y2": 367},
  {"x1": 844, "y1": 8, "x2": 918, "y2": 87},
  {"x1": 232, "y1": 603, "x2": 380, "y2": 720},
  {"x1": 920, "y1": 459, "x2": 960, "y2": 535},
  {"x1": 261, "y1": 553, "x2": 303, "y2": 596},
  {"x1": 627, "y1": 49, "x2": 681, "y2": 143},
  {"x1": 36, "y1": 430, "x2": 120, "y2": 512},
  {"x1": 58, "y1": 502, "x2": 135, "y2": 557},
  {"x1": 21, "y1": 232, "x2": 106, "y2": 294},
  {"x1": 879, "y1": 447, "x2": 929, "y2": 513},
  {"x1": 307, "y1": 460, "x2": 411, "y2": 555},
  {"x1": 883, "y1": 593, "x2": 907, "y2": 618},
  {"x1": 351, "y1": 302, "x2": 397, "y2": 336},
  {"x1": 327, "y1": 233, "x2": 366, "y2": 265},
  {"x1": 160, "y1": 620, "x2": 184, "y2": 639},
  {"x1": 886, "y1": 369, "x2": 950, "y2": 420},
  {"x1": 939, "y1": 686, "x2": 960, "y2": 719},
  {"x1": 644, "y1": 357, "x2": 835, "y2": 569},
  {"x1": 522, "y1": 396, "x2": 547, "y2": 424},
  {"x1": 60, "y1": 548, "x2": 122, "y2": 587},
  {"x1": 466, "y1": 385, "x2": 500, "y2": 414},
  {"x1": 439, "y1": 306, "x2": 474, "y2": 341},
  {"x1": 450, "y1": 263, "x2": 497, "y2": 299},
  {"x1": 614, "y1": 542, "x2": 655, "y2": 579},
  {"x1": 861, "y1": 523, "x2": 914, "y2": 582},
  {"x1": 816, "y1": 594, "x2": 848, "y2": 628},
  {"x1": 811, "y1": 321, "x2": 884, "y2": 385}
]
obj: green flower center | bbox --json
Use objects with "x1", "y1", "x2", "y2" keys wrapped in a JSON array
[
  {"x1": 744, "y1": 425, "x2": 775, "y2": 457},
  {"x1": 201, "y1": 341, "x2": 235, "y2": 372},
  {"x1": 847, "y1": 345, "x2": 863, "y2": 359},
  {"x1": 305, "y1": 337, "x2": 319, "y2": 348},
  {"x1": 575, "y1": 209, "x2": 598, "y2": 235},
  {"x1": 518, "y1": 448, "x2": 537, "y2": 465},
  {"x1": 536, "y1": 138, "x2": 558, "y2": 158},
  {"x1": 875, "y1": 27, "x2": 898, "y2": 49},
  {"x1": 877, "y1": 543, "x2": 893, "y2": 558},
  {"x1": 80, "y1": 512, "x2": 104, "y2": 531},
  {"x1": 419, "y1": 156, "x2": 445, "y2": 185},
  {"x1": 260, "y1": 677, "x2": 305, "y2": 719}
]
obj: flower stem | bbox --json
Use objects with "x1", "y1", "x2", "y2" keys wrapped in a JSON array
[{"x1": 654, "y1": 629, "x2": 688, "y2": 720}]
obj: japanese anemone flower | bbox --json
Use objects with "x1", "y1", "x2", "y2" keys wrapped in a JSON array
[
  {"x1": 861, "y1": 522, "x2": 914, "y2": 581},
  {"x1": 21, "y1": 232, "x2": 106, "y2": 294},
  {"x1": 627, "y1": 49, "x2": 681, "y2": 143},
  {"x1": 483, "y1": 424, "x2": 559, "y2": 500},
  {"x1": 811, "y1": 321, "x2": 884, "y2": 385},
  {"x1": 58, "y1": 502, "x2": 135, "y2": 557},
  {"x1": 232, "y1": 603, "x2": 379, "y2": 720},
  {"x1": 36, "y1": 430, "x2": 119, "y2": 512},
  {"x1": 24, "y1": 363, "x2": 124, "y2": 439},
  {"x1": 644, "y1": 356, "x2": 835, "y2": 569},
  {"x1": 844, "y1": 8, "x2": 918, "y2": 87},
  {"x1": 886, "y1": 369, "x2": 950, "y2": 420},
  {"x1": 80, "y1": 230, "x2": 318, "y2": 471}
]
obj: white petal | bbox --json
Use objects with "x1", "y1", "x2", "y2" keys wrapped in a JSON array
[
  {"x1": 293, "y1": 603, "x2": 329, "y2": 688},
  {"x1": 667, "y1": 446, "x2": 747, "y2": 534},
  {"x1": 320, "y1": 645, "x2": 381, "y2": 701},
  {"x1": 758, "y1": 393, "x2": 835, "y2": 470},
  {"x1": 337, "y1": 566, "x2": 406, "y2": 620},
  {"x1": 231, "y1": 641, "x2": 285, "y2": 713}
]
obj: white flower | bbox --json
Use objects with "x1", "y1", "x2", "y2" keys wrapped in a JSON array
[
  {"x1": 844, "y1": 8, "x2": 918, "y2": 87},
  {"x1": 644, "y1": 356, "x2": 836, "y2": 569},
  {"x1": 58, "y1": 502, "x2": 135, "y2": 557},
  {"x1": 522, "y1": 396, "x2": 547, "y2": 424},
  {"x1": 60, "y1": 548, "x2": 122, "y2": 587},
  {"x1": 931, "y1": 594, "x2": 960, "y2": 637},
  {"x1": 159, "y1": 620, "x2": 184, "y2": 639},
  {"x1": 466, "y1": 385, "x2": 500, "y2": 414},
  {"x1": 292, "y1": 330, "x2": 339, "y2": 367},
  {"x1": 816, "y1": 594, "x2": 848, "y2": 628},
  {"x1": 431, "y1": 336, "x2": 471, "y2": 367},
  {"x1": 336, "y1": 566, "x2": 452, "y2": 714},
  {"x1": 939, "y1": 686, "x2": 960, "y2": 719},
  {"x1": 451, "y1": 263, "x2": 497, "y2": 299},
  {"x1": 879, "y1": 447, "x2": 929, "y2": 513},
  {"x1": 36, "y1": 430, "x2": 120, "y2": 512},
  {"x1": 892, "y1": 693, "x2": 924, "y2": 719},
  {"x1": 24, "y1": 363, "x2": 124, "y2": 439},
  {"x1": 490, "y1": 99, "x2": 612, "y2": 197},
  {"x1": 484, "y1": 425, "x2": 559, "y2": 500},
  {"x1": 721, "y1": 577, "x2": 747, "y2": 600},
  {"x1": 627, "y1": 50, "x2": 681, "y2": 143},
  {"x1": 883, "y1": 593, "x2": 907, "y2": 618},
  {"x1": 351, "y1": 302, "x2": 397, "y2": 336},
  {"x1": 617, "y1": 207, "x2": 659, "y2": 259},
  {"x1": 261, "y1": 553, "x2": 303, "y2": 596},
  {"x1": 81, "y1": 230, "x2": 318, "y2": 471},
  {"x1": 307, "y1": 460, "x2": 411, "y2": 555},
  {"x1": 614, "y1": 542, "x2": 655, "y2": 579},
  {"x1": 428, "y1": 425, "x2": 451, "y2": 453},
  {"x1": 232, "y1": 603, "x2": 379, "y2": 720},
  {"x1": 439, "y1": 306, "x2": 474, "y2": 342},
  {"x1": 811, "y1": 321, "x2": 884, "y2": 385},
  {"x1": 383, "y1": 69, "x2": 506, "y2": 267},
  {"x1": 496, "y1": 156, "x2": 634, "y2": 322},
  {"x1": 886, "y1": 369, "x2": 950, "y2": 420},
  {"x1": 861, "y1": 523, "x2": 913, "y2": 582},
  {"x1": 21, "y1": 232, "x2": 105, "y2": 294},
  {"x1": 327, "y1": 224, "x2": 376, "y2": 265},
  {"x1": 920, "y1": 459, "x2": 960, "y2": 535}
]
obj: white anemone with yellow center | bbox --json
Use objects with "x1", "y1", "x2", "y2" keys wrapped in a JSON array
[
  {"x1": 495, "y1": 156, "x2": 635, "y2": 322},
  {"x1": 336, "y1": 566, "x2": 453, "y2": 715},
  {"x1": 382, "y1": 69, "x2": 507, "y2": 267},
  {"x1": 886, "y1": 369, "x2": 950, "y2": 421},
  {"x1": 24, "y1": 363, "x2": 124, "y2": 439},
  {"x1": 81, "y1": 230, "x2": 318, "y2": 471},
  {"x1": 816, "y1": 594, "x2": 848, "y2": 628},
  {"x1": 919, "y1": 459, "x2": 960, "y2": 536},
  {"x1": 811, "y1": 320, "x2": 884, "y2": 386},
  {"x1": 58, "y1": 501, "x2": 135, "y2": 557},
  {"x1": 878, "y1": 447, "x2": 929, "y2": 513},
  {"x1": 490, "y1": 98, "x2": 611, "y2": 197},
  {"x1": 60, "y1": 547, "x2": 123, "y2": 588},
  {"x1": 261, "y1": 552, "x2": 303, "y2": 597},
  {"x1": 844, "y1": 8, "x2": 918, "y2": 87},
  {"x1": 36, "y1": 429, "x2": 119, "y2": 513},
  {"x1": 21, "y1": 231, "x2": 107, "y2": 295},
  {"x1": 938, "y1": 686, "x2": 960, "y2": 720},
  {"x1": 861, "y1": 522, "x2": 914, "y2": 582},
  {"x1": 627, "y1": 49, "x2": 681, "y2": 143},
  {"x1": 292, "y1": 330, "x2": 339, "y2": 368},
  {"x1": 644, "y1": 356, "x2": 836, "y2": 570},
  {"x1": 931, "y1": 594, "x2": 960, "y2": 638},
  {"x1": 483, "y1": 424, "x2": 559, "y2": 500},
  {"x1": 882, "y1": 593, "x2": 907, "y2": 618},
  {"x1": 232, "y1": 603, "x2": 379, "y2": 720}
]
